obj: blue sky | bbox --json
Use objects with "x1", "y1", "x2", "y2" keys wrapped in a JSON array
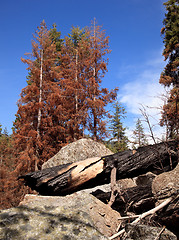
[{"x1": 0, "y1": 0, "x2": 167, "y2": 141}]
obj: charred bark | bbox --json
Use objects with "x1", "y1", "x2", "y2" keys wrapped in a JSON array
[
  {"x1": 103, "y1": 140, "x2": 178, "y2": 179},
  {"x1": 92, "y1": 184, "x2": 155, "y2": 214},
  {"x1": 19, "y1": 140, "x2": 178, "y2": 196},
  {"x1": 19, "y1": 157, "x2": 104, "y2": 195}
]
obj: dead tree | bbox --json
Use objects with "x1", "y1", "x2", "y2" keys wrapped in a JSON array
[{"x1": 19, "y1": 140, "x2": 178, "y2": 196}]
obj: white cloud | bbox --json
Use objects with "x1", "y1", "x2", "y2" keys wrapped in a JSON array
[
  {"x1": 117, "y1": 53, "x2": 168, "y2": 143},
  {"x1": 120, "y1": 71, "x2": 165, "y2": 116}
]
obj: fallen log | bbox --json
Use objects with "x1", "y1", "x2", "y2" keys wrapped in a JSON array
[
  {"x1": 92, "y1": 184, "x2": 155, "y2": 213},
  {"x1": 19, "y1": 140, "x2": 178, "y2": 196}
]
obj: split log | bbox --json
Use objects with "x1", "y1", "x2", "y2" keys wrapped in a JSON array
[{"x1": 19, "y1": 140, "x2": 178, "y2": 196}]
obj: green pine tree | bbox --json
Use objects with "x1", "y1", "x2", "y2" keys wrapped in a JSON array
[
  {"x1": 0, "y1": 123, "x2": 2, "y2": 136},
  {"x1": 159, "y1": 0, "x2": 179, "y2": 138},
  {"x1": 49, "y1": 23, "x2": 63, "y2": 52},
  {"x1": 108, "y1": 101, "x2": 128, "y2": 152},
  {"x1": 133, "y1": 119, "x2": 148, "y2": 149}
]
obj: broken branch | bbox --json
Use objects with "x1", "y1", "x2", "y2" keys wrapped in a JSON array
[{"x1": 109, "y1": 197, "x2": 173, "y2": 240}]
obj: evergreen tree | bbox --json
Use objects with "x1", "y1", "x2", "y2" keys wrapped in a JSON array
[
  {"x1": 0, "y1": 123, "x2": 2, "y2": 136},
  {"x1": 61, "y1": 22, "x2": 117, "y2": 140},
  {"x1": 108, "y1": 101, "x2": 128, "y2": 152},
  {"x1": 86, "y1": 20, "x2": 118, "y2": 140},
  {"x1": 62, "y1": 26, "x2": 89, "y2": 140},
  {"x1": 13, "y1": 20, "x2": 117, "y2": 173},
  {"x1": 0, "y1": 124, "x2": 17, "y2": 210},
  {"x1": 133, "y1": 119, "x2": 148, "y2": 149},
  {"x1": 49, "y1": 23, "x2": 63, "y2": 52},
  {"x1": 13, "y1": 21, "x2": 64, "y2": 172},
  {"x1": 2, "y1": 20, "x2": 118, "y2": 209},
  {"x1": 0, "y1": 128, "x2": 14, "y2": 171},
  {"x1": 159, "y1": 0, "x2": 179, "y2": 138}
]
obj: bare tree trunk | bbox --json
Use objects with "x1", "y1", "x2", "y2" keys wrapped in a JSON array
[
  {"x1": 74, "y1": 49, "x2": 78, "y2": 141},
  {"x1": 36, "y1": 49, "x2": 43, "y2": 170},
  {"x1": 140, "y1": 105, "x2": 157, "y2": 144},
  {"x1": 93, "y1": 18, "x2": 97, "y2": 140},
  {"x1": 75, "y1": 49, "x2": 78, "y2": 113}
]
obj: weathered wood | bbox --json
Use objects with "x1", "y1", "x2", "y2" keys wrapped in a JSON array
[
  {"x1": 19, "y1": 157, "x2": 104, "y2": 195},
  {"x1": 103, "y1": 140, "x2": 178, "y2": 179},
  {"x1": 108, "y1": 167, "x2": 118, "y2": 207},
  {"x1": 19, "y1": 140, "x2": 178, "y2": 196}
]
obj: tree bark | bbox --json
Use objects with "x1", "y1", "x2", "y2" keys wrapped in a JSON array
[{"x1": 19, "y1": 140, "x2": 178, "y2": 196}]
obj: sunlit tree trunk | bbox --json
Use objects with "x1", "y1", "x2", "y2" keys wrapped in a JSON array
[
  {"x1": 74, "y1": 49, "x2": 78, "y2": 140},
  {"x1": 92, "y1": 18, "x2": 97, "y2": 140},
  {"x1": 36, "y1": 49, "x2": 43, "y2": 170},
  {"x1": 75, "y1": 49, "x2": 78, "y2": 113}
]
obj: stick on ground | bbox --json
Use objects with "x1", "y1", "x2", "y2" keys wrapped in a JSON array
[{"x1": 109, "y1": 197, "x2": 173, "y2": 240}]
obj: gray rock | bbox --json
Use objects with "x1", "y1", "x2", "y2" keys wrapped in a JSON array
[
  {"x1": 80, "y1": 183, "x2": 112, "y2": 194},
  {"x1": 80, "y1": 178, "x2": 136, "y2": 195},
  {"x1": 152, "y1": 164, "x2": 179, "y2": 236},
  {"x1": 152, "y1": 164, "x2": 179, "y2": 198},
  {"x1": 125, "y1": 224, "x2": 177, "y2": 240},
  {"x1": 42, "y1": 138, "x2": 113, "y2": 169},
  {"x1": 134, "y1": 172, "x2": 156, "y2": 186},
  {"x1": 0, "y1": 192, "x2": 121, "y2": 239},
  {"x1": 117, "y1": 178, "x2": 136, "y2": 189}
]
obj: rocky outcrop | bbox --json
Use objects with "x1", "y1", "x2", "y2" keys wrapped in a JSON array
[
  {"x1": 152, "y1": 164, "x2": 179, "y2": 199},
  {"x1": 0, "y1": 192, "x2": 121, "y2": 239},
  {"x1": 152, "y1": 164, "x2": 179, "y2": 236},
  {"x1": 42, "y1": 138, "x2": 113, "y2": 169},
  {"x1": 134, "y1": 172, "x2": 156, "y2": 186}
]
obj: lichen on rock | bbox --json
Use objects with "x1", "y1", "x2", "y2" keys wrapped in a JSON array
[{"x1": 0, "y1": 192, "x2": 121, "y2": 239}]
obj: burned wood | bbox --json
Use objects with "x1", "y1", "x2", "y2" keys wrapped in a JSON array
[
  {"x1": 19, "y1": 140, "x2": 178, "y2": 196},
  {"x1": 92, "y1": 184, "x2": 155, "y2": 213},
  {"x1": 19, "y1": 157, "x2": 104, "y2": 195},
  {"x1": 103, "y1": 140, "x2": 178, "y2": 179}
]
